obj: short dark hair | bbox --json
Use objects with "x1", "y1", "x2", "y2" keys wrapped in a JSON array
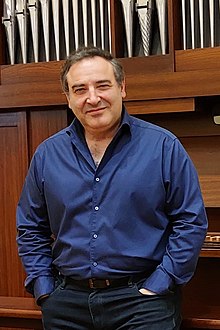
[{"x1": 60, "y1": 46, "x2": 125, "y2": 93}]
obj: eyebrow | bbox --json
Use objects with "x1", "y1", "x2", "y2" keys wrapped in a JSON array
[
  {"x1": 71, "y1": 80, "x2": 112, "y2": 90},
  {"x1": 95, "y1": 80, "x2": 112, "y2": 84}
]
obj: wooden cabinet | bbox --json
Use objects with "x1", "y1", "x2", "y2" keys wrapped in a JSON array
[
  {"x1": 140, "y1": 111, "x2": 220, "y2": 329},
  {"x1": 0, "y1": 1, "x2": 220, "y2": 329},
  {"x1": 0, "y1": 110, "x2": 67, "y2": 329},
  {"x1": 0, "y1": 112, "x2": 28, "y2": 298}
]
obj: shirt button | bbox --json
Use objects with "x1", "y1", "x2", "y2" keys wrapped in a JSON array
[
  {"x1": 95, "y1": 177, "x2": 100, "y2": 182},
  {"x1": 93, "y1": 234, "x2": 98, "y2": 239},
  {"x1": 93, "y1": 262, "x2": 98, "y2": 267},
  {"x1": 94, "y1": 206, "x2": 99, "y2": 211}
]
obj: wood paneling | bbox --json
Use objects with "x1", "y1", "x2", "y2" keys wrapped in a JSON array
[
  {"x1": 136, "y1": 108, "x2": 220, "y2": 138},
  {"x1": 120, "y1": 54, "x2": 175, "y2": 74},
  {"x1": 1, "y1": 62, "x2": 63, "y2": 85},
  {"x1": 0, "y1": 112, "x2": 28, "y2": 297},
  {"x1": 0, "y1": 55, "x2": 175, "y2": 109},
  {"x1": 28, "y1": 109, "x2": 68, "y2": 158},
  {"x1": 2, "y1": 63, "x2": 220, "y2": 108},
  {"x1": 0, "y1": 81, "x2": 66, "y2": 109},
  {"x1": 182, "y1": 258, "x2": 220, "y2": 326},
  {"x1": 171, "y1": 0, "x2": 182, "y2": 51},
  {"x1": 180, "y1": 136, "x2": 220, "y2": 207},
  {"x1": 135, "y1": 110, "x2": 220, "y2": 207},
  {"x1": 125, "y1": 98, "x2": 195, "y2": 115},
  {"x1": 125, "y1": 69, "x2": 220, "y2": 101},
  {"x1": 182, "y1": 318, "x2": 220, "y2": 330},
  {"x1": 0, "y1": 1, "x2": 219, "y2": 328},
  {"x1": 175, "y1": 47, "x2": 220, "y2": 72},
  {"x1": 110, "y1": 0, "x2": 124, "y2": 57},
  {"x1": 0, "y1": 297, "x2": 41, "y2": 329},
  {"x1": 205, "y1": 208, "x2": 220, "y2": 232}
]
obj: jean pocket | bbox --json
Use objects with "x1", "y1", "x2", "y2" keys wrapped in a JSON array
[
  {"x1": 40, "y1": 280, "x2": 65, "y2": 308},
  {"x1": 131, "y1": 282, "x2": 160, "y2": 298}
]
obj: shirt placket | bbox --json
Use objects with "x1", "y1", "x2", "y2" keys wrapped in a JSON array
[{"x1": 90, "y1": 170, "x2": 102, "y2": 276}]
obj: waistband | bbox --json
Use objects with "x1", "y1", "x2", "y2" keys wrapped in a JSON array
[{"x1": 63, "y1": 272, "x2": 151, "y2": 290}]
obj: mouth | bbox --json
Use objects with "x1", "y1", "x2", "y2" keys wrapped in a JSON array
[{"x1": 86, "y1": 107, "x2": 106, "y2": 114}]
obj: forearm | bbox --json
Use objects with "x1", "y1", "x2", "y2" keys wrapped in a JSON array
[{"x1": 17, "y1": 227, "x2": 54, "y2": 285}]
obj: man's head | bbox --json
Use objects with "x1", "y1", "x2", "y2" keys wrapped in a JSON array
[
  {"x1": 60, "y1": 46, "x2": 125, "y2": 94},
  {"x1": 60, "y1": 47, "x2": 126, "y2": 136}
]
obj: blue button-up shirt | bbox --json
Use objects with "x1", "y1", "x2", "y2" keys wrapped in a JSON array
[{"x1": 16, "y1": 108, "x2": 208, "y2": 301}]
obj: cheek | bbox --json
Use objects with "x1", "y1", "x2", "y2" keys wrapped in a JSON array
[
  {"x1": 69, "y1": 98, "x2": 85, "y2": 113},
  {"x1": 101, "y1": 92, "x2": 115, "y2": 105}
]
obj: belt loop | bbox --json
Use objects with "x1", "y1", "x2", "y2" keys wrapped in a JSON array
[{"x1": 89, "y1": 279, "x2": 94, "y2": 288}]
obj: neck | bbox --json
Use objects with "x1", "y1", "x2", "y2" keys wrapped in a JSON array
[
  {"x1": 84, "y1": 124, "x2": 120, "y2": 166},
  {"x1": 84, "y1": 123, "x2": 120, "y2": 143}
]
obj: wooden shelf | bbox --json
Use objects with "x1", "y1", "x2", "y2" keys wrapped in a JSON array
[
  {"x1": 200, "y1": 231, "x2": 220, "y2": 257},
  {"x1": 125, "y1": 98, "x2": 195, "y2": 115},
  {"x1": 200, "y1": 250, "x2": 220, "y2": 258},
  {"x1": 0, "y1": 297, "x2": 42, "y2": 329},
  {"x1": 182, "y1": 318, "x2": 220, "y2": 329}
]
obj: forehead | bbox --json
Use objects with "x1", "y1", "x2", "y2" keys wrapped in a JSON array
[{"x1": 66, "y1": 56, "x2": 115, "y2": 84}]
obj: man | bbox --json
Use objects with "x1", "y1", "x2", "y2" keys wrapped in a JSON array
[{"x1": 17, "y1": 46, "x2": 208, "y2": 329}]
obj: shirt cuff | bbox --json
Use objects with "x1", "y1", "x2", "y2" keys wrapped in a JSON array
[
  {"x1": 34, "y1": 275, "x2": 55, "y2": 303},
  {"x1": 142, "y1": 267, "x2": 174, "y2": 294}
]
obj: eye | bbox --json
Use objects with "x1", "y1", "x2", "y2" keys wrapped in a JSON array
[
  {"x1": 97, "y1": 84, "x2": 111, "y2": 90},
  {"x1": 74, "y1": 87, "x2": 87, "y2": 95}
]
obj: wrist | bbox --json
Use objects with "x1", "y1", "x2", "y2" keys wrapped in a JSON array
[{"x1": 37, "y1": 294, "x2": 50, "y2": 306}]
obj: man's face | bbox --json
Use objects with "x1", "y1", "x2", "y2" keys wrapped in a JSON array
[{"x1": 66, "y1": 56, "x2": 126, "y2": 134}]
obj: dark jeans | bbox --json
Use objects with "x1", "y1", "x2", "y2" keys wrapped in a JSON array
[{"x1": 41, "y1": 278, "x2": 182, "y2": 330}]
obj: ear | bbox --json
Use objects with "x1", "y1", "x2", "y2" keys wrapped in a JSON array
[
  {"x1": 121, "y1": 79, "x2": 126, "y2": 99},
  {"x1": 65, "y1": 92, "x2": 71, "y2": 109}
]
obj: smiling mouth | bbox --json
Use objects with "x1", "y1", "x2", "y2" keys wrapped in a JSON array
[{"x1": 86, "y1": 107, "x2": 105, "y2": 114}]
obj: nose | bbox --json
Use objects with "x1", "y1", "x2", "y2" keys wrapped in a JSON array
[{"x1": 86, "y1": 88, "x2": 101, "y2": 105}]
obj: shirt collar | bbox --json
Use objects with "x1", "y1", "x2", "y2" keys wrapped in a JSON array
[{"x1": 65, "y1": 104, "x2": 132, "y2": 138}]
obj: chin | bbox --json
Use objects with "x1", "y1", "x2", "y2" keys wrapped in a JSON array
[{"x1": 89, "y1": 119, "x2": 111, "y2": 129}]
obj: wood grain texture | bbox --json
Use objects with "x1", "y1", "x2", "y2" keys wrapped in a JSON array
[
  {"x1": 136, "y1": 111, "x2": 220, "y2": 207},
  {"x1": 180, "y1": 136, "x2": 220, "y2": 207},
  {"x1": 0, "y1": 112, "x2": 28, "y2": 297},
  {"x1": 176, "y1": 47, "x2": 220, "y2": 72},
  {"x1": 0, "y1": 297, "x2": 40, "y2": 319},
  {"x1": 0, "y1": 1, "x2": 219, "y2": 328},
  {"x1": 182, "y1": 318, "x2": 220, "y2": 329},
  {"x1": 125, "y1": 98, "x2": 195, "y2": 115},
  {"x1": 28, "y1": 109, "x2": 68, "y2": 158},
  {"x1": 2, "y1": 62, "x2": 220, "y2": 108},
  {"x1": 182, "y1": 258, "x2": 220, "y2": 327}
]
